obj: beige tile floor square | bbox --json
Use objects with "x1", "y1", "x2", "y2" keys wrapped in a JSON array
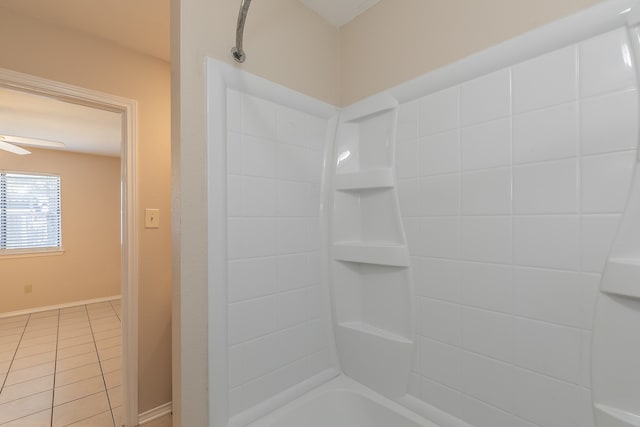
[{"x1": 0, "y1": 300, "x2": 122, "y2": 426}]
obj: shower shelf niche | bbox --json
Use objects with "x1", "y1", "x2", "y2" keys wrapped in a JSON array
[
  {"x1": 332, "y1": 242, "x2": 409, "y2": 267},
  {"x1": 327, "y1": 92, "x2": 415, "y2": 399}
]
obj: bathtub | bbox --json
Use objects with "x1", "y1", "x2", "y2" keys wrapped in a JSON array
[{"x1": 246, "y1": 376, "x2": 438, "y2": 427}]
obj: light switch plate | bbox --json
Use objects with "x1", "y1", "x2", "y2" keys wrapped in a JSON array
[{"x1": 145, "y1": 208, "x2": 160, "y2": 228}]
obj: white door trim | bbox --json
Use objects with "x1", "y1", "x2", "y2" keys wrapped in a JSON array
[{"x1": 0, "y1": 68, "x2": 139, "y2": 427}]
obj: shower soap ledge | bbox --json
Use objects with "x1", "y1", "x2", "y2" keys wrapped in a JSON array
[
  {"x1": 333, "y1": 242, "x2": 410, "y2": 267},
  {"x1": 338, "y1": 321, "x2": 412, "y2": 345},
  {"x1": 601, "y1": 258, "x2": 640, "y2": 299},
  {"x1": 334, "y1": 169, "x2": 394, "y2": 190}
]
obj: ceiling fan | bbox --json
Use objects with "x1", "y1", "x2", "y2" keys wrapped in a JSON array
[{"x1": 0, "y1": 135, "x2": 65, "y2": 155}]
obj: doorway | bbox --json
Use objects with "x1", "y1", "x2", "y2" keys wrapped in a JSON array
[{"x1": 0, "y1": 67, "x2": 138, "y2": 426}]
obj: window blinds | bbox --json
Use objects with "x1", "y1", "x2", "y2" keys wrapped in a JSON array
[{"x1": 0, "y1": 172, "x2": 61, "y2": 252}]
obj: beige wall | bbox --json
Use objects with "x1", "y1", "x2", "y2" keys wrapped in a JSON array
[
  {"x1": 0, "y1": 148, "x2": 120, "y2": 313},
  {"x1": 340, "y1": 0, "x2": 603, "y2": 105},
  {"x1": 0, "y1": 8, "x2": 172, "y2": 413}
]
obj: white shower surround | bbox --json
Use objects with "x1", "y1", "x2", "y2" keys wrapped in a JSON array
[{"x1": 206, "y1": 0, "x2": 640, "y2": 426}]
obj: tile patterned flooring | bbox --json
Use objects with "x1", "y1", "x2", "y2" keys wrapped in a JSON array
[{"x1": 0, "y1": 300, "x2": 122, "y2": 426}]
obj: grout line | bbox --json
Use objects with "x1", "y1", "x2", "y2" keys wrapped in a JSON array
[
  {"x1": 109, "y1": 301, "x2": 121, "y2": 323},
  {"x1": 0, "y1": 314, "x2": 31, "y2": 394},
  {"x1": 84, "y1": 305, "x2": 119, "y2": 427},
  {"x1": 50, "y1": 309, "x2": 61, "y2": 427}
]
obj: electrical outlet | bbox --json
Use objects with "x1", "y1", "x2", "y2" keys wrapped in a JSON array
[
  {"x1": 145, "y1": 208, "x2": 160, "y2": 229},
  {"x1": 24, "y1": 285, "x2": 32, "y2": 294}
]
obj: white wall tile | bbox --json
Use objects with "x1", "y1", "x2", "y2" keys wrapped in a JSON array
[
  {"x1": 580, "y1": 28, "x2": 636, "y2": 98},
  {"x1": 396, "y1": 141, "x2": 419, "y2": 178},
  {"x1": 227, "y1": 174, "x2": 242, "y2": 217},
  {"x1": 278, "y1": 218, "x2": 308, "y2": 255},
  {"x1": 307, "y1": 253, "x2": 320, "y2": 285},
  {"x1": 397, "y1": 101, "x2": 419, "y2": 142},
  {"x1": 513, "y1": 103, "x2": 578, "y2": 164},
  {"x1": 306, "y1": 219, "x2": 320, "y2": 251},
  {"x1": 277, "y1": 105, "x2": 306, "y2": 145},
  {"x1": 514, "y1": 318, "x2": 581, "y2": 384},
  {"x1": 461, "y1": 351, "x2": 514, "y2": 412},
  {"x1": 461, "y1": 262, "x2": 512, "y2": 313},
  {"x1": 581, "y1": 273, "x2": 600, "y2": 330},
  {"x1": 417, "y1": 298, "x2": 461, "y2": 345},
  {"x1": 462, "y1": 308, "x2": 513, "y2": 362},
  {"x1": 307, "y1": 349, "x2": 331, "y2": 377},
  {"x1": 276, "y1": 325, "x2": 307, "y2": 366},
  {"x1": 413, "y1": 257, "x2": 460, "y2": 302},
  {"x1": 397, "y1": 179, "x2": 420, "y2": 217},
  {"x1": 277, "y1": 254, "x2": 307, "y2": 292},
  {"x1": 277, "y1": 144, "x2": 312, "y2": 182},
  {"x1": 461, "y1": 217, "x2": 512, "y2": 264},
  {"x1": 513, "y1": 216, "x2": 580, "y2": 270},
  {"x1": 228, "y1": 219, "x2": 277, "y2": 260},
  {"x1": 513, "y1": 267, "x2": 581, "y2": 327},
  {"x1": 306, "y1": 319, "x2": 327, "y2": 354},
  {"x1": 242, "y1": 94, "x2": 278, "y2": 140},
  {"x1": 304, "y1": 115, "x2": 328, "y2": 151},
  {"x1": 306, "y1": 285, "x2": 322, "y2": 319},
  {"x1": 242, "y1": 333, "x2": 282, "y2": 382},
  {"x1": 228, "y1": 296, "x2": 278, "y2": 345},
  {"x1": 242, "y1": 134, "x2": 278, "y2": 178},
  {"x1": 420, "y1": 217, "x2": 459, "y2": 258},
  {"x1": 420, "y1": 174, "x2": 460, "y2": 216},
  {"x1": 461, "y1": 69, "x2": 511, "y2": 126},
  {"x1": 512, "y1": 46, "x2": 577, "y2": 113},
  {"x1": 461, "y1": 118, "x2": 511, "y2": 171},
  {"x1": 421, "y1": 376, "x2": 462, "y2": 417},
  {"x1": 582, "y1": 151, "x2": 636, "y2": 213},
  {"x1": 276, "y1": 290, "x2": 308, "y2": 329},
  {"x1": 513, "y1": 158, "x2": 578, "y2": 214},
  {"x1": 581, "y1": 89, "x2": 638, "y2": 155},
  {"x1": 581, "y1": 215, "x2": 622, "y2": 273},
  {"x1": 419, "y1": 87, "x2": 460, "y2": 136},
  {"x1": 228, "y1": 132, "x2": 242, "y2": 174},
  {"x1": 582, "y1": 331, "x2": 592, "y2": 388},
  {"x1": 461, "y1": 168, "x2": 512, "y2": 215},
  {"x1": 417, "y1": 337, "x2": 461, "y2": 389},
  {"x1": 238, "y1": 176, "x2": 278, "y2": 217},
  {"x1": 460, "y1": 395, "x2": 515, "y2": 427},
  {"x1": 419, "y1": 131, "x2": 460, "y2": 176},
  {"x1": 278, "y1": 181, "x2": 313, "y2": 217},
  {"x1": 228, "y1": 257, "x2": 278, "y2": 302},
  {"x1": 514, "y1": 368, "x2": 581, "y2": 427}
]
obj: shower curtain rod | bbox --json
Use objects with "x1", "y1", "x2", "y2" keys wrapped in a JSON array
[{"x1": 231, "y1": 0, "x2": 252, "y2": 63}]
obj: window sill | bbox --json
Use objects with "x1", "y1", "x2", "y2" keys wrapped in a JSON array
[{"x1": 0, "y1": 250, "x2": 65, "y2": 260}]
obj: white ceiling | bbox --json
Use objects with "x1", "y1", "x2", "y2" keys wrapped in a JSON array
[
  {"x1": 0, "y1": 87, "x2": 123, "y2": 157},
  {"x1": 300, "y1": 0, "x2": 381, "y2": 27}
]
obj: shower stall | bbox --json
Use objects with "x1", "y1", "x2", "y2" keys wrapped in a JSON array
[{"x1": 206, "y1": 0, "x2": 640, "y2": 426}]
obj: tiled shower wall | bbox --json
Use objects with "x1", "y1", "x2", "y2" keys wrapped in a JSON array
[
  {"x1": 226, "y1": 90, "x2": 333, "y2": 415},
  {"x1": 396, "y1": 28, "x2": 638, "y2": 427}
]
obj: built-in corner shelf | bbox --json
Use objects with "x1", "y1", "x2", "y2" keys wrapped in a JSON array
[
  {"x1": 334, "y1": 169, "x2": 394, "y2": 191},
  {"x1": 326, "y1": 92, "x2": 415, "y2": 399},
  {"x1": 333, "y1": 242, "x2": 410, "y2": 267}
]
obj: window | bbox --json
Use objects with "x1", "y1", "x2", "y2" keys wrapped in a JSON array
[{"x1": 0, "y1": 171, "x2": 62, "y2": 254}]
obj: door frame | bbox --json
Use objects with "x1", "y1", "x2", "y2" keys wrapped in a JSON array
[{"x1": 0, "y1": 67, "x2": 139, "y2": 427}]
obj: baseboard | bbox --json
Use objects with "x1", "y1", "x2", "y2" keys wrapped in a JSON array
[
  {"x1": 138, "y1": 402, "x2": 172, "y2": 425},
  {"x1": 0, "y1": 295, "x2": 121, "y2": 319}
]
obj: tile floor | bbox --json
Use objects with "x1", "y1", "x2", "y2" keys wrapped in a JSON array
[{"x1": 0, "y1": 300, "x2": 122, "y2": 426}]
